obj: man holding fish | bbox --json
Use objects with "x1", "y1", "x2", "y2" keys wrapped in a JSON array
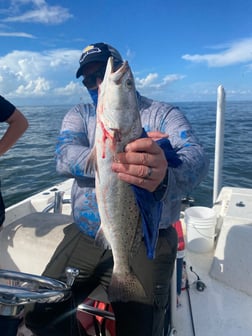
[{"x1": 25, "y1": 42, "x2": 209, "y2": 336}]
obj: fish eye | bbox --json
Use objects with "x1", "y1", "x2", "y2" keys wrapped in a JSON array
[{"x1": 125, "y1": 78, "x2": 133, "y2": 88}]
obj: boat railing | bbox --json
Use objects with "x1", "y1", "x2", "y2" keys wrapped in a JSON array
[{"x1": 42, "y1": 191, "x2": 71, "y2": 214}]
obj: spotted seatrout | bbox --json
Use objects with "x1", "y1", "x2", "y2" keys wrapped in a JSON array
[{"x1": 90, "y1": 56, "x2": 146, "y2": 302}]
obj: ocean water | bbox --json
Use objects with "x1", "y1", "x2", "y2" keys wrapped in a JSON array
[{"x1": 1, "y1": 101, "x2": 252, "y2": 208}]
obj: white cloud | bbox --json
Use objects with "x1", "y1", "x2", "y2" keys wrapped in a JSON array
[
  {"x1": 157, "y1": 74, "x2": 186, "y2": 88},
  {"x1": 16, "y1": 77, "x2": 50, "y2": 96},
  {"x1": 136, "y1": 73, "x2": 158, "y2": 87},
  {"x1": 227, "y1": 88, "x2": 252, "y2": 99},
  {"x1": 0, "y1": 49, "x2": 81, "y2": 99},
  {"x1": 182, "y1": 37, "x2": 252, "y2": 67},
  {"x1": 0, "y1": 31, "x2": 35, "y2": 38},
  {"x1": 0, "y1": 47, "x2": 188, "y2": 104},
  {"x1": 4, "y1": 0, "x2": 72, "y2": 25},
  {"x1": 0, "y1": 48, "x2": 79, "y2": 76},
  {"x1": 54, "y1": 81, "x2": 80, "y2": 96},
  {"x1": 135, "y1": 73, "x2": 185, "y2": 89}
]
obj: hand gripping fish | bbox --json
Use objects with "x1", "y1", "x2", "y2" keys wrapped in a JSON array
[{"x1": 88, "y1": 57, "x2": 146, "y2": 302}]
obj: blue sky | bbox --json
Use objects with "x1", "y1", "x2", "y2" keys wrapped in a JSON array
[{"x1": 0, "y1": 0, "x2": 252, "y2": 106}]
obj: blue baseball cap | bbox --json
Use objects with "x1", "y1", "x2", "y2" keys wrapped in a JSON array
[{"x1": 76, "y1": 42, "x2": 123, "y2": 78}]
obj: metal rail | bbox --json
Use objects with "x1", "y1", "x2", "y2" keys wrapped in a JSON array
[
  {"x1": 213, "y1": 85, "x2": 226, "y2": 204},
  {"x1": 0, "y1": 267, "x2": 79, "y2": 316},
  {"x1": 42, "y1": 191, "x2": 71, "y2": 213}
]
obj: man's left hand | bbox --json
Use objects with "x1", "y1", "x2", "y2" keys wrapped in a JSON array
[{"x1": 111, "y1": 132, "x2": 168, "y2": 192}]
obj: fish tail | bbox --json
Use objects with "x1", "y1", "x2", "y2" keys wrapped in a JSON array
[{"x1": 108, "y1": 272, "x2": 146, "y2": 302}]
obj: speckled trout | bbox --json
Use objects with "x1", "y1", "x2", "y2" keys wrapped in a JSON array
[{"x1": 90, "y1": 57, "x2": 146, "y2": 302}]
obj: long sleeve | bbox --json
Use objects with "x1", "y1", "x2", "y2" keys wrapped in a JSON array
[
  {"x1": 55, "y1": 103, "x2": 96, "y2": 184},
  {"x1": 55, "y1": 103, "x2": 101, "y2": 237},
  {"x1": 139, "y1": 96, "x2": 209, "y2": 226},
  {"x1": 163, "y1": 106, "x2": 209, "y2": 194},
  {"x1": 55, "y1": 97, "x2": 209, "y2": 236}
]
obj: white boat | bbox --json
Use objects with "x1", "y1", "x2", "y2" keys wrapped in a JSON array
[
  {"x1": 172, "y1": 185, "x2": 252, "y2": 336},
  {"x1": 0, "y1": 87, "x2": 251, "y2": 336}
]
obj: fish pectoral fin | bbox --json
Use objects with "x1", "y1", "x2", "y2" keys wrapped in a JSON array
[
  {"x1": 95, "y1": 225, "x2": 110, "y2": 249},
  {"x1": 85, "y1": 147, "x2": 97, "y2": 175}
]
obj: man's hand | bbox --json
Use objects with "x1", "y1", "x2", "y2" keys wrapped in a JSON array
[{"x1": 112, "y1": 132, "x2": 168, "y2": 192}]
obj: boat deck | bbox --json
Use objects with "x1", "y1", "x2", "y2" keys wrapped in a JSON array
[
  {"x1": 173, "y1": 187, "x2": 252, "y2": 336},
  {"x1": 1, "y1": 181, "x2": 252, "y2": 336},
  {"x1": 174, "y1": 250, "x2": 252, "y2": 336}
]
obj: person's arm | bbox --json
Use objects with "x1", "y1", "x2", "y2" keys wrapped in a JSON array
[
  {"x1": 111, "y1": 107, "x2": 209, "y2": 196},
  {"x1": 55, "y1": 104, "x2": 95, "y2": 180},
  {"x1": 0, "y1": 108, "x2": 29, "y2": 156}
]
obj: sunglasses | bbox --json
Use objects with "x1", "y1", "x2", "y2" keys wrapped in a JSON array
[{"x1": 82, "y1": 65, "x2": 107, "y2": 89}]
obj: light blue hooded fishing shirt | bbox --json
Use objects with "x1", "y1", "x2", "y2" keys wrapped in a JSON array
[{"x1": 55, "y1": 94, "x2": 209, "y2": 241}]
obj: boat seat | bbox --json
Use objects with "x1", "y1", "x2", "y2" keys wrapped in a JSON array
[
  {"x1": 0, "y1": 212, "x2": 73, "y2": 275},
  {"x1": 77, "y1": 286, "x2": 115, "y2": 336},
  {"x1": 210, "y1": 190, "x2": 252, "y2": 296},
  {"x1": 210, "y1": 219, "x2": 252, "y2": 296}
]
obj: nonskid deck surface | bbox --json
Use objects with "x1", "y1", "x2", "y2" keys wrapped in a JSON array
[
  {"x1": 173, "y1": 249, "x2": 252, "y2": 336},
  {"x1": 174, "y1": 188, "x2": 252, "y2": 336}
]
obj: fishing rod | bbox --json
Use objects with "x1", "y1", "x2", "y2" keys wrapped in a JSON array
[
  {"x1": 184, "y1": 262, "x2": 207, "y2": 336},
  {"x1": 184, "y1": 262, "x2": 196, "y2": 336}
]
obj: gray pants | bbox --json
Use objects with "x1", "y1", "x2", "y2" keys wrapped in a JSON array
[{"x1": 25, "y1": 223, "x2": 177, "y2": 336}]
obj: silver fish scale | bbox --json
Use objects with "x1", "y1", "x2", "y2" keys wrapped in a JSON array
[{"x1": 94, "y1": 57, "x2": 146, "y2": 302}]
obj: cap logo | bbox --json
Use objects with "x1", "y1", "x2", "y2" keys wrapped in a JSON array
[{"x1": 79, "y1": 45, "x2": 102, "y2": 64}]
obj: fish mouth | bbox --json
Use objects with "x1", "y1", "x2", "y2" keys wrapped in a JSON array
[{"x1": 109, "y1": 57, "x2": 129, "y2": 81}]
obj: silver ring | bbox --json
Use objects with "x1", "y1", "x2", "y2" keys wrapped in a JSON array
[{"x1": 146, "y1": 167, "x2": 153, "y2": 178}]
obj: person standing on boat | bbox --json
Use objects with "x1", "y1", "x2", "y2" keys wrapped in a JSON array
[
  {"x1": 25, "y1": 42, "x2": 209, "y2": 336},
  {"x1": 0, "y1": 95, "x2": 28, "y2": 227}
]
